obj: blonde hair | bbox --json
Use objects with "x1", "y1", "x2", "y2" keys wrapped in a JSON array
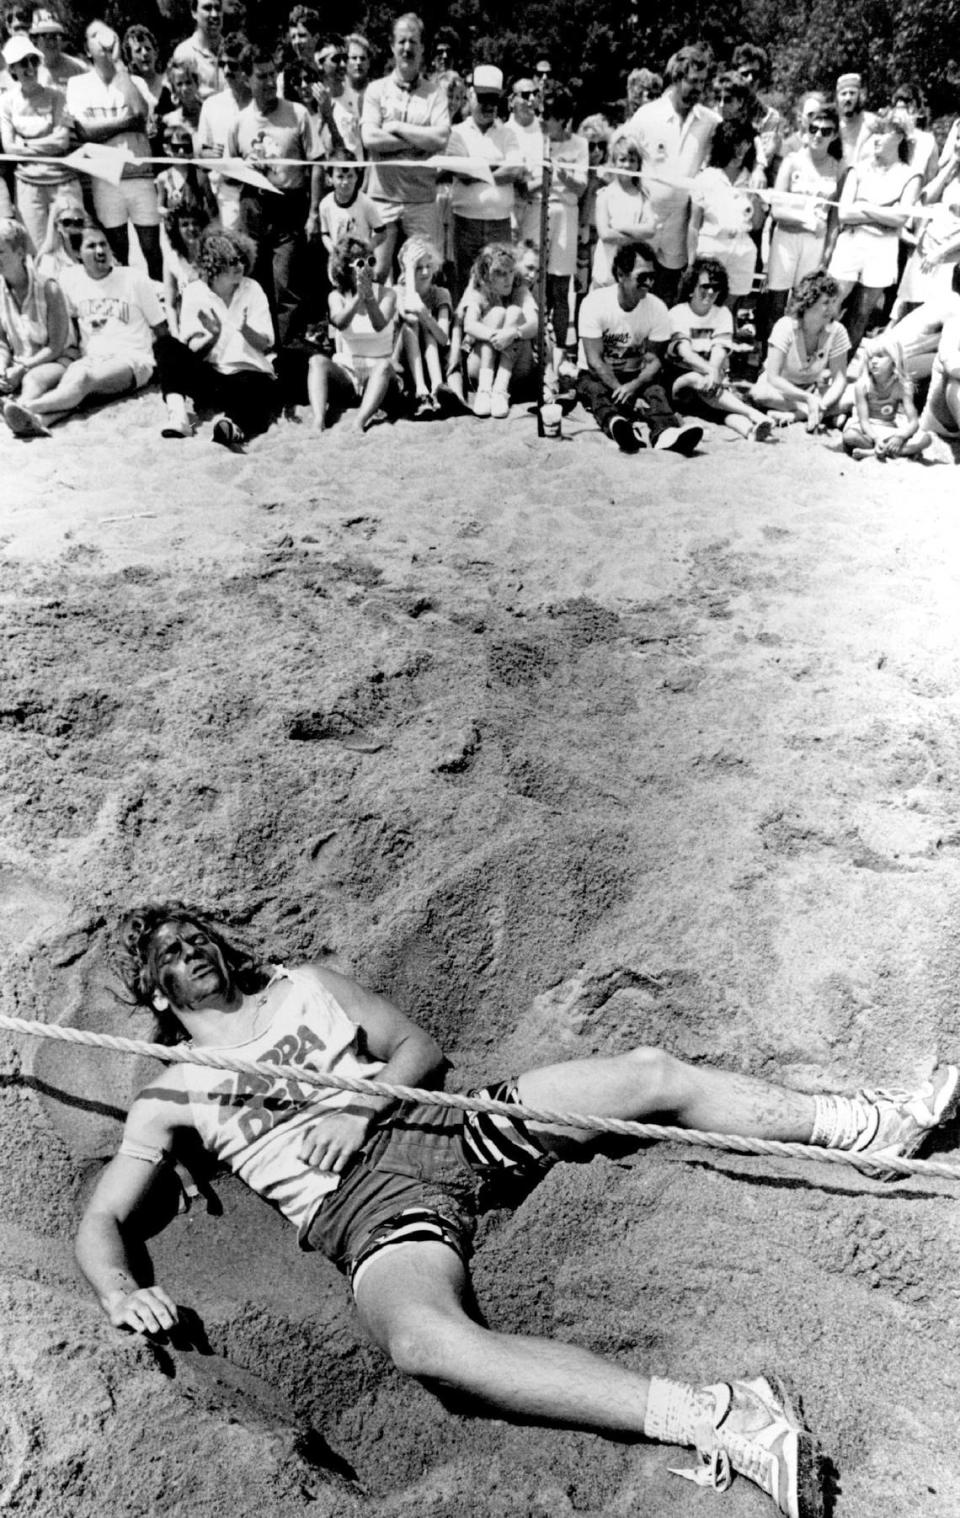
[{"x1": 398, "y1": 235, "x2": 442, "y2": 278}]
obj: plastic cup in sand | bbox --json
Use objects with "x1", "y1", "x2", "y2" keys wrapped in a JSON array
[{"x1": 540, "y1": 402, "x2": 562, "y2": 438}]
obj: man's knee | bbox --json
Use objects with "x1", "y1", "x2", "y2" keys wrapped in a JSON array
[
  {"x1": 384, "y1": 1313, "x2": 477, "y2": 1382},
  {"x1": 620, "y1": 1044, "x2": 677, "y2": 1100}
]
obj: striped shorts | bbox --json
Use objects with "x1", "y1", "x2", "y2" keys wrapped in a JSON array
[{"x1": 303, "y1": 1080, "x2": 555, "y2": 1290}]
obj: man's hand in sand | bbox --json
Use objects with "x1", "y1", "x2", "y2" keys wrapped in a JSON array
[{"x1": 105, "y1": 1284, "x2": 179, "y2": 1335}]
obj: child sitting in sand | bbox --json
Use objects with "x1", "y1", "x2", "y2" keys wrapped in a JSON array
[
  {"x1": 307, "y1": 233, "x2": 399, "y2": 433},
  {"x1": 842, "y1": 334, "x2": 931, "y2": 459},
  {"x1": 396, "y1": 235, "x2": 452, "y2": 418},
  {"x1": 459, "y1": 242, "x2": 538, "y2": 418},
  {"x1": 668, "y1": 257, "x2": 773, "y2": 441}
]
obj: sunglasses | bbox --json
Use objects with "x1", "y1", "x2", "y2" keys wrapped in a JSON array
[
  {"x1": 808, "y1": 124, "x2": 834, "y2": 136},
  {"x1": 633, "y1": 271, "x2": 656, "y2": 285},
  {"x1": 352, "y1": 254, "x2": 377, "y2": 270},
  {"x1": 59, "y1": 216, "x2": 85, "y2": 227},
  {"x1": 695, "y1": 280, "x2": 718, "y2": 291},
  {"x1": 514, "y1": 88, "x2": 539, "y2": 98}
]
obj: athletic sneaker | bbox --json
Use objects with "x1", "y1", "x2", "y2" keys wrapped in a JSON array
[
  {"x1": 608, "y1": 414, "x2": 641, "y2": 452},
  {"x1": 853, "y1": 1063, "x2": 960, "y2": 1178},
  {"x1": 653, "y1": 424, "x2": 703, "y2": 455},
  {"x1": 490, "y1": 390, "x2": 510, "y2": 419},
  {"x1": 670, "y1": 1375, "x2": 823, "y2": 1518},
  {"x1": 212, "y1": 415, "x2": 245, "y2": 450}
]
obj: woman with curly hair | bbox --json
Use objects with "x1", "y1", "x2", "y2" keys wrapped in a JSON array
[
  {"x1": 750, "y1": 268, "x2": 851, "y2": 429},
  {"x1": 159, "y1": 227, "x2": 277, "y2": 447},
  {"x1": 307, "y1": 232, "x2": 399, "y2": 432},
  {"x1": 668, "y1": 257, "x2": 772, "y2": 440}
]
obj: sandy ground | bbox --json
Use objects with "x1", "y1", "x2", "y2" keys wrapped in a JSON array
[{"x1": 4, "y1": 388, "x2": 960, "y2": 1518}]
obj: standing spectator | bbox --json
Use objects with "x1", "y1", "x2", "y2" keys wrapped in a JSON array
[
  {"x1": 624, "y1": 68, "x2": 662, "y2": 120},
  {"x1": 835, "y1": 72, "x2": 874, "y2": 171},
  {"x1": 428, "y1": 26, "x2": 460, "y2": 81},
  {"x1": 766, "y1": 102, "x2": 841, "y2": 325},
  {"x1": 895, "y1": 135, "x2": 960, "y2": 318},
  {"x1": 628, "y1": 43, "x2": 718, "y2": 304},
  {"x1": 0, "y1": 33, "x2": 74, "y2": 251},
  {"x1": 576, "y1": 237, "x2": 702, "y2": 452},
  {"x1": 891, "y1": 83, "x2": 937, "y2": 186},
  {"x1": 360, "y1": 12, "x2": 450, "y2": 279},
  {"x1": 343, "y1": 33, "x2": 371, "y2": 116},
  {"x1": 226, "y1": 42, "x2": 320, "y2": 346},
  {"x1": 123, "y1": 25, "x2": 172, "y2": 155},
  {"x1": 171, "y1": 0, "x2": 223, "y2": 102},
  {"x1": 30, "y1": 8, "x2": 85, "y2": 90},
  {"x1": 577, "y1": 114, "x2": 610, "y2": 299},
  {"x1": 591, "y1": 128, "x2": 657, "y2": 288},
  {"x1": 163, "y1": 58, "x2": 203, "y2": 145},
  {"x1": 278, "y1": 5, "x2": 321, "y2": 108},
  {"x1": 731, "y1": 42, "x2": 781, "y2": 178},
  {"x1": 446, "y1": 65, "x2": 523, "y2": 298},
  {"x1": 507, "y1": 76, "x2": 545, "y2": 244},
  {"x1": 687, "y1": 122, "x2": 761, "y2": 315},
  {"x1": 313, "y1": 35, "x2": 357, "y2": 157},
  {"x1": 541, "y1": 82, "x2": 587, "y2": 352},
  {"x1": 65, "y1": 22, "x2": 162, "y2": 282},
  {"x1": 829, "y1": 111, "x2": 921, "y2": 352},
  {"x1": 195, "y1": 31, "x2": 251, "y2": 231}
]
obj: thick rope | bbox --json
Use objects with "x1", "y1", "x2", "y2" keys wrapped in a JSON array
[{"x1": 2, "y1": 1012, "x2": 959, "y2": 1183}]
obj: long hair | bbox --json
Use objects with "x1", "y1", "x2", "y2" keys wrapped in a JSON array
[{"x1": 114, "y1": 901, "x2": 267, "y2": 1044}]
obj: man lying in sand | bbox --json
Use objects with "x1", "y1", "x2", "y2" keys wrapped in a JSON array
[{"x1": 76, "y1": 902, "x2": 960, "y2": 1518}]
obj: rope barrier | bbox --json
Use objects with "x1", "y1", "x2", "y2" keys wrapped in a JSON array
[{"x1": 2, "y1": 1011, "x2": 959, "y2": 1184}]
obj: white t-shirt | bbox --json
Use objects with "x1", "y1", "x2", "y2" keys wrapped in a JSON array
[
  {"x1": 319, "y1": 189, "x2": 383, "y2": 248},
  {"x1": 178, "y1": 275, "x2": 275, "y2": 375},
  {"x1": 64, "y1": 69, "x2": 153, "y2": 177},
  {"x1": 668, "y1": 300, "x2": 734, "y2": 360},
  {"x1": 59, "y1": 264, "x2": 162, "y2": 367},
  {"x1": 628, "y1": 93, "x2": 719, "y2": 266},
  {"x1": 577, "y1": 284, "x2": 671, "y2": 375}
]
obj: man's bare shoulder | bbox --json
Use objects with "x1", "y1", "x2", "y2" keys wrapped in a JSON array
[{"x1": 125, "y1": 1061, "x2": 193, "y2": 1148}]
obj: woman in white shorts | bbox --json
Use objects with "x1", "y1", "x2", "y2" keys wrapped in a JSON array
[
  {"x1": 766, "y1": 103, "x2": 841, "y2": 325},
  {"x1": 829, "y1": 110, "x2": 921, "y2": 351},
  {"x1": 308, "y1": 233, "x2": 400, "y2": 432}
]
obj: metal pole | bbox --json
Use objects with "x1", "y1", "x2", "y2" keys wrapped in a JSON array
[{"x1": 536, "y1": 142, "x2": 552, "y2": 437}]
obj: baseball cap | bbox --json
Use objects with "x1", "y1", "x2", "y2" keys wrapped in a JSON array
[
  {"x1": 3, "y1": 34, "x2": 42, "y2": 64},
  {"x1": 472, "y1": 64, "x2": 503, "y2": 95},
  {"x1": 30, "y1": 8, "x2": 64, "y2": 33}
]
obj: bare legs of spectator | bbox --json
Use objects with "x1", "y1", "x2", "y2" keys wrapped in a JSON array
[
  {"x1": 10, "y1": 357, "x2": 135, "y2": 429},
  {"x1": 835, "y1": 278, "x2": 887, "y2": 355}
]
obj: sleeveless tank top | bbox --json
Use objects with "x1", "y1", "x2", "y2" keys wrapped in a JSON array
[{"x1": 176, "y1": 965, "x2": 385, "y2": 1236}]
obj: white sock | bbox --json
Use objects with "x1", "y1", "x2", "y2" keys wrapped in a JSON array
[
  {"x1": 810, "y1": 1093, "x2": 877, "y2": 1150},
  {"x1": 643, "y1": 1377, "x2": 715, "y2": 1446}
]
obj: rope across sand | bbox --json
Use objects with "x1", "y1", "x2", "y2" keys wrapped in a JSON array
[{"x1": 3, "y1": 1012, "x2": 959, "y2": 1183}]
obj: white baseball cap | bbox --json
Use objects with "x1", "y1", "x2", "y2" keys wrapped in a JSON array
[
  {"x1": 472, "y1": 64, "x2": 503, "y2": 94},
  {"x1": 30, "y1": 8, "x2": 64, "y2": 33},
  {"x1": 3, "y1": 34, "x2": 42, "y2": 65}
]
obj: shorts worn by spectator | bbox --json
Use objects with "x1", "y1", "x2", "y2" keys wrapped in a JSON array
[
  {"x1": 75, "y1": 902, "x2": 960, "y2": 1518},
  {"x1": 577, "y1": 239, "x2": 703, "y2": 453}
]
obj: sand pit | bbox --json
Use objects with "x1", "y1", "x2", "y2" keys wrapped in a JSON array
[{"x1": 3, "y1": 390, "x2": 960, "y2": 1517}]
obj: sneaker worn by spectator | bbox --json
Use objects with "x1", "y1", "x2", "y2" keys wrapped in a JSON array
[
  {"x1": 212, "y1": 414, "x2": 245, "y2": 449},
  {"x1": 653, "y1": 424, "x2": 703, "y2": 455},
  {"x1": 607, "y1": 413, "x2": 641, "y2": 452},
  {"x1": 812, "y1": 1062, "x2": 960, "y2": 1179}
]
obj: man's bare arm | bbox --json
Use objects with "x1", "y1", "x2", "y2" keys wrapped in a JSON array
[{"x1": 75, "y1": 1082, "x2": 185, "y2": 1333}]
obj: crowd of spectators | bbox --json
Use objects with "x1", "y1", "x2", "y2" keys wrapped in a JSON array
[{"x1": 2, "y1": 3, "x2": 960, "y2": 462}]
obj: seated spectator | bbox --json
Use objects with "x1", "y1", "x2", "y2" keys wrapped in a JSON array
[
  {"x1": 195, "y1": 30, "x2": 252, "y2": 232},
  {"x1": 65, "y1": 22, "x2": 162, "y2": 281},
  {"x1": 318, "y1": 148, "x2": 385, "y2": 257},
  {"x1": 396, "y1": 233, "x2": 452, "y2": 415},
  {"x1": 307, "y1": 233, "x2": 399, "y2": 432},
  {"x1": 446, "y1": 65, "x2": 524, "y2": 299},
  {"x1": 751, "y1": 269, "x2": 850, "y2": 429},
  {"x1": 829, "y1": 110, "x2": 922, "y2": 352},
  {"x1": 668, "y1": 256, "x2": 773, "y2": 440},
  {"x1": 541, "y1": 83, "x2": 588, "y2": 352},
  {"x1": 156, "y1": 120, "x2": 217, "y2": 219},
  {"x1": 591, "y1": 128, "x2": 657, "y2": 289},
  {"x1": 575, "y1": 237, "x2": 702, "y2": 453},
  {"x1": 2, "y1": 221, "x2": 166, "y2": 435},
  {"x1": 123, "y1": 24, "x2": 171, "y2": 153},
  {"x1": 34, "y1": 187, "x2": 85, "y2": 279},
  {"x1": 687, "y1": 121, "x2": 761, "y2": 314},
  {"x1": 842, "y1": 332, "x2": 930, "y2": 459},
  {"x1": 0, "y1": 32, "x2": 74, "y2": 252},
  {"x1": 160, "y1": 227, "x2": 277, "y2": 446},
  {"x1": 457, "y1": 241, "x2": 537, "y2": 418},
  {"x1": 0, "y1": 216, "x2": 76, "y2": 416},
  {"x1": 918, "y1": 302, "x2": 960, "y2": 446},
  {"x1": 162, "y1": 199, "x2": 209, "y2": 337},
  {"x1": 766, "y1": 102, "x2": 841, "y2": 326},
  {"x1": 30, "y1": 7, "x2": 86, "y2": 91}
]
